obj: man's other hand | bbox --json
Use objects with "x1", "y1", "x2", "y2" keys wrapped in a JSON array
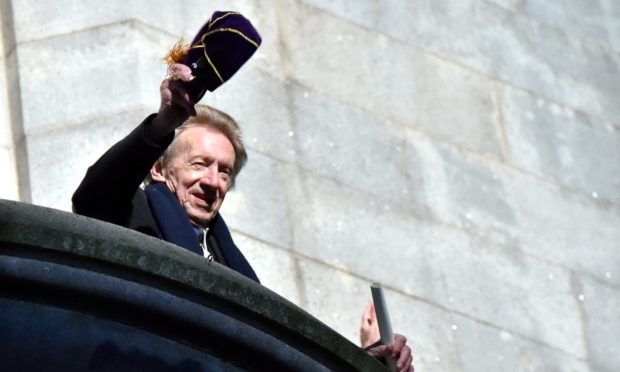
[
  {"x1": 361, "y1": 302, "x2": 414, "y2": 371},
  {"x1": 366, "y1": 333, "x2": 414, "y2": 372},
  {"x1": 360, "y1": 302, "x2": 381, "y2": 348}
]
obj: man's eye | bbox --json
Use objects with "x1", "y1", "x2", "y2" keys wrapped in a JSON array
[
  {"x1": 191, "y1": 163, "x2": 206, "y2": 170},
  {"x1": 220, "y1": 170, "x2": 231, "y2": 181}
]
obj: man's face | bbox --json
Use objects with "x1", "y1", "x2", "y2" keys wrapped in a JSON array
[{"x1": 153, "y1": 126, "x2": 235, "y2": 227}]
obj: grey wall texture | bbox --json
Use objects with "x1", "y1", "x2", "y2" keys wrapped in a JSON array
[{"x1": 1, "y1": 1, "x2": 619, "y2": 371}]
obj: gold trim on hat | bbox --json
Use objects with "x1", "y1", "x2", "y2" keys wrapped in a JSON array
[
  {"x1": 202, "y1": 28, "x2": 259, "y2": 48},
  {"x1": 188, "y1": 23, "x2": 260, "y2": 85},
  {"x1": 202, "y1": 47, "x2": 224, "y2": 83},
  {"x1": 208, "y1": 11, "x2": 243, "y2": 28}
]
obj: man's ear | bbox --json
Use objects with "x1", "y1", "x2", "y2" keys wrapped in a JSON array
[{"x1": 150, "y1": 161, "x2": 167, "y2": 182}]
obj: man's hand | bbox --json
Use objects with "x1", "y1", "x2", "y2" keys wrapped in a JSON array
[
  {"x1": 149, "y1": 63, "x2": 196, "y2": 142},
  {"x1": 361, "y1": 302, "x2": 414, "y2": 371},
  {"x1": 160, "y1": 63, "x2": 196, "y2": 116},
  {"x1": 361, "y1": 302, "x2": 381, "y2": 348},
  {"x1": 366, "y1": 333, "x2": 414, "y2": 372}
]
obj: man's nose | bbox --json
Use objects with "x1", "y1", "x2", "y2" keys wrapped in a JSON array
[{"x1": 199, "y1": 165, "x2": 220, "y2": 188}]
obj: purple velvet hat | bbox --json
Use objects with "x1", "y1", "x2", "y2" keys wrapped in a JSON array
[{"x1": 183, "y1": 11, "x2": 262, "y2": 101}]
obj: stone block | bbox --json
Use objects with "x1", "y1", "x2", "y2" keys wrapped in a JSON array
[
  {"x1": 0, "y1": 41, "x2": 11, "y2": 148},
  {"x1": 294, "y1": 258, "x2": 462, "y2": 371},
  {"x1": 298, "y1": 0, "x2": 379, "y2": 29},
  {"x1": 12, "y1": 0, "x2": 146, "y2": 43},
  {"x1": 506, "y1": 176, "x2": 620, "y2": 288},
  {"x1": 578, "y1": 274, "x2": 620, "y2": 371},
  {"x1": 11, "y1": 0, "x2": 230, "y2": 43},
  {"x1": 17, "y1": 21, "x2": 170, "y2": 135},
  {"x1": 281, "y1": 164, "x2": 451, "y2": 303},
  {"x1": 0, "y1": 145, "x2": 18, "y2": 200},
  {"x1": 453, "y1": 314, "x2": 592, "y2": 372},
  {"x1": 438, "y1": 233, "x2": 585, "y2": 357},
  {"x1": 406, "y1": 129, "x2": 519, "y2": 238},
  {"x1": 215, "y1": 74, "x2": 424, "y2": 208},
  {"x1": 0, "y1": 115, "x2": 9, "y2": 148},
  {"x1": 603, "y1": 0, "x2": 620, "y2": 52},
  {"x1": 502, "y1": 87, "x2": 620, "y2": 204},
  {"x1": 279, "y1": 161, "x2": 589, "y2": 357},
  {"x1": 523, "y1": 0, "x2": 610, "y2": 47},
  {"x1": 405, "y1": 129, "x2": 620, "y2": 286},
  {"x1": 377, "y1": 0, "x2": 620, "y2": 126},
  {"x1": 220, "y1": 150, "x2": 294, "y2": 250},
  {"x1": 277, "y1": 0, "x2": 504, "y2": 157},
  {"x1": 206, "y1": 66, "x2": 295, "y2": 162},
  {"x1": 2, "y1": 48, "x2": 23, "y2": 141},
  {"x1": 485, "y1": 0, "x2": 522, "y2": 12},
  {"x1": 286, "y1": 83, "x2": 414, "y2": 206},
  {"x1": 11, "y1": 0, "x2": 281, "y2": 76},
  {"x1": 25, "y1": 109, "x2": 150, "y2": 210},
  {"x1": 230, "y1": 124, "x2": 590, "y2": 358},
  {"x1": 227, "y1": 232, "x2": 302, "y2": 306}
]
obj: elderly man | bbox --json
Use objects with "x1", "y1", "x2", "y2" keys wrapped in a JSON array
[
  {"x1": 72, "y1": 63, "x2": 258, "y2": 282},
  {"x1": 73, "y1": 63, "x2": 413, "y2": 371}
]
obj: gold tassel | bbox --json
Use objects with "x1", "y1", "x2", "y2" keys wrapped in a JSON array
[{"x1": 163, "y1": 38, "x2": 190, "y2": 65}]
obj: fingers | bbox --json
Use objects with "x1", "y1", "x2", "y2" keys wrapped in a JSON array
[
  {"x1": 393, "y1": 334, "x2": 407, "y2": 354},
  {"x1": 160, "y1": 63, "x2": 196, "y2": 116},
  {"x1": 365, "y1": 344, "x2": 392, "y2": 359},
  {"x1": 396, "y1": 344, "x2": 411, "y2": 371},
  {"x1": 167, "y1": 63, "x2": 194, "y2": 83},
  {"x1": 365, "y1": 341, "x2": 414, "y2": 372},
  {"x1": 361, "y1": 302, "x2": 374, "y2": 330},
  {"x1": 362, "y1": 302, "x2": 375, "y2": 322},
  {"x1": 392, "y1": 334, "x2": 412, "y2": 372},
  {"x1": 360, "y1": 302, "x2": 381, "y2": 348}
]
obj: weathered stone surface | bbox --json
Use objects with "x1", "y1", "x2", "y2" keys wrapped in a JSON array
[
  {"x1": 11, "y1": 0, "x2": 281, "y2": 78},
  {"x1": 216, "y1": 75, "x2": 421, "y2": 208},
  {"x1": 293, "y1": 257, "x2": 462, "y2": 372},
  {"x1": 502, "y1": 87, "x2": 620, "y2": 204},
  {"x1": 453, "y1": 314, "x2": 592, "y2": 372},
  {"x1": 277, "y1": 0, "x2": 504, "y2": 157},
  {"x1": 263, "y1": 154, "x2": 587, "y2": 355},
  {"x1": 522, "y1": 0, "x2": 613, "y2": 48},
  {"x1": 298, "y1": 0, "x2": 379, "y2": 29},
  {"x1": 406, "y1": 129, "x2": 620, "y2": 286},
  {"x1": 0, "y1": 113, "x2": 10, "y2": 147},
  {"x1": 280, "y1": 161, "x2": 450, "y2": 304},
  {"x1": 0, "y1": 146, "x2": 18, "y2": 200},
  {"x1": 206, "y1": 66, "x2": 296, "y2": 162},
  {"x1": 577, "y1": 274, "x2": 620, "y2": 372},
  {"x1": 0, "y1": 47, "x2": 10, "y2": 148},
  {"x1": 286, "y1": 83, "x2": 414, "y2": 206},
  {"x1": 378, "y1": 0, "x2": 620, "y2": 125},
  {"x1": 220, "y1": 150, "x2": 294, "y2": 250},
  {"x1": 11, "y1": 0, "x2": 237, "y2": 43},
  {"x1": 503, "y1": 174, "x2": 620, "y2": 288},
  {"x1": 438, "y1": 233, "x2": 585, "y2": 357},
  {"x1": 227, "y1": 232, "x2": 302, "y2": 306},
  {"x1": 405, "y1": 128, "x2": 519, "y2": 238},
  {"x1": 26, "y1": 109, "x2": 150, "y2": 210},
  {"x1": 0, "y1": 15, "x2": 18, "y2": 201},
  {"x1": 17, "y1": 22, "x2": 169, "y2": 135},
  {"x1": 485, "y1": 0, "x2": 521, "y2": 12}
]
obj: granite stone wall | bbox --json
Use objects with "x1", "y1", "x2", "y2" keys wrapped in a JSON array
[{"x1": 1, "y1": 1, "x2": 618, "y2": 371}]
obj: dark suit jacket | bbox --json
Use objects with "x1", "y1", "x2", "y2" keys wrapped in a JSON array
[{"x1": 72, "y1": 114, "x2": 259, "y2": 282}]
